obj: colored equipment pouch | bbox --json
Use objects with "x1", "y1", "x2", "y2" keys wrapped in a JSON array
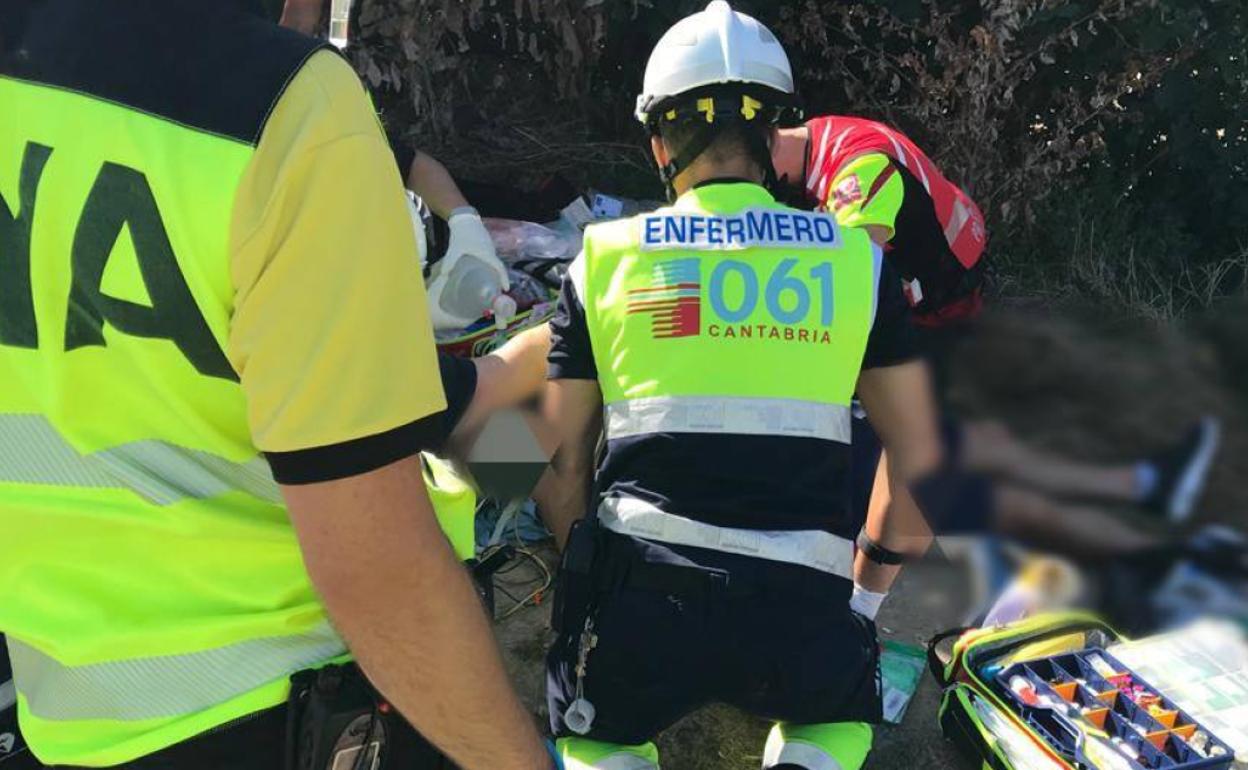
[
  {"x1": 928, "y1": 613, "x2": 1237, "y2": 770},
  {"x1": 286, "y1": 664, "x2": 451, "y2": 770}
]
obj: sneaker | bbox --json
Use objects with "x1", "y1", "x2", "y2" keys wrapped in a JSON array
[{"x1": 1143, "y1": 417, "x2": 1222, "y2": 523}]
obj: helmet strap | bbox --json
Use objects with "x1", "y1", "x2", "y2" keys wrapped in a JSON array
[
  {"x1": 742, "y1": 125, "x2": 779, "y2": 192},
  {"x1": 657, "y1": 123, "x2": 721, "y2": 202}
]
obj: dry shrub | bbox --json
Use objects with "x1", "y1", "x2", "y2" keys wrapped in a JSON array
[{"x1": 349, "y1": 0, "x2": 1247, "y2": 314}]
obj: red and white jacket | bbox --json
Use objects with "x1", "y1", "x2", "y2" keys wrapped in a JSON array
[{"x1": 805, "y1": 115, "x2": 988, "y2": 323}]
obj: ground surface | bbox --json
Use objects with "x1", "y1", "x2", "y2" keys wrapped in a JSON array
[
  {"x1": 494, "y1": 548, "x2": 970, "y2": 769},
  {"x1": 491, "y1": 302, "x2": 1248, "y2": 769}
]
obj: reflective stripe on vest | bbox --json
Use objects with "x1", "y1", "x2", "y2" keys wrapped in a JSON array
[
  {"x1": 564, "y1": 752, "x2": 660, "y2": 770},
  {"x1": 0, "y1": 414, "x2": 280, "y2": 505},
  {"x1": 605, "y1": 395, "x2": 851, "y2": 443},
  {"x1": 763, "y1": 741, "x2": 844, "y2": 770},
  {"x1": 598, "y1": 496, "x2": 855, "y2": 579},
  {"x1": 8, "y1": 624, "x2": 345, "y2": 722},
  {"x1": 0, "y1": 34, "x2": 328, "y2": 761}
]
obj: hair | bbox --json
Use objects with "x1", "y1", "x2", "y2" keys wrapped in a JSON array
[{"x1": 657, "y1": 117, "x2": 773, "y2": 172}]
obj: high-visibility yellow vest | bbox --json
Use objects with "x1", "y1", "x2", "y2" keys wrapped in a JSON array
[
  {"x1": 576, "y1": 182, "x2": 881, "y2": 574},
  {"x1": 0, "y1": 18, "x2": 473, "y2": 769},
  {"x1": 582, "y1": 183, "x2": 878, "y2": 407}
]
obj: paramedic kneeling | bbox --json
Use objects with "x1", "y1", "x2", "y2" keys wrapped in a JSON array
[{"x1": 541, "y1": 4, "x2": 944, "y2": 769}]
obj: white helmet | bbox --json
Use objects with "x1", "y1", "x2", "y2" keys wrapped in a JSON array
[{"x1": 635, "y1": 1, "x2": 795, "y2": 125}]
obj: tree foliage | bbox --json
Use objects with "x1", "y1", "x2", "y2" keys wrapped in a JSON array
[{"x1": 350, "y1": 0, "x2": 1247, "y2": 312}]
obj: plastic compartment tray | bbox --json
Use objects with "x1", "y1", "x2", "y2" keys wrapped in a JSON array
[{"x1": 993, "y1": 648, "x2": 1234, "y2": 770}]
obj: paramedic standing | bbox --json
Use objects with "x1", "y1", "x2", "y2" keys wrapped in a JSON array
[
  {"x1": 0, "y1": 1, "x2": 551, "y2": 768},
  {"x1": 542, "y1": 3, "x2": 944, "y2": 769}
]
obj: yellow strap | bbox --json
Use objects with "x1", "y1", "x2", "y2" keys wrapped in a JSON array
[
  {"x1": 696, "y1": 97, "x2": 715, "y2": 123},
  {"x1": 741, "y1": 95, "x2": 761, "y2": 121}
]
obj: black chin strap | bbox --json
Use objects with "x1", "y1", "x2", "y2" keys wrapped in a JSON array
[
  {"x1": 658, "y1": 123, "x2": 722, "y2": 202},
  {"x1": 659, "y1": 120, "x2": 779, "y2": 201},
  {"x1": 742, "y1": 124, "x2": 779, "y2": 192}
]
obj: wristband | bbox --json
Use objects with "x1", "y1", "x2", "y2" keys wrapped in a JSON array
[
  {"x1": 447, "y1": 205, "x2": 479, "y2": 220},
  {"x1": 857, "y1": 530, "x2": 908, "y2": 565}
]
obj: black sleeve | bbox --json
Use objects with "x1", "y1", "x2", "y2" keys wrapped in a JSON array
[
  {"x1": 547, "y1": 273, "x2": 598, "y2": 380},
  {"x1": 387, "y1": 131, "x2": 415, "y2": 181},
  {"x1": 862, "y1": 257, "x2": 920, "y2": 370},
  {"x1": 431, "y1": 352, "x2": 479, "y2": 447},
  {"x1": 265, "y1": 416, "x2": 444, "y2": 485}
]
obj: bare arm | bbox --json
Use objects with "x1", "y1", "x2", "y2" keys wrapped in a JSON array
[
  {"x1": 854, "y1": 360, "x2": 943, "y2": 594},
  {"x1": 864, "y1": 225, "x2": 891, "y2": 246},
  {"x1": 282, "y1": 460, "x2": 550, "y2": 770},
  {"x1": 542, "y1": 379, "x2": 603, "y2": 549},
  {"x1": 278, "y1": 0, "x2": 323, "y2": 34},
  {"x1": 450, "y1": 324, "x2": 553, "y2": 451},
  {"x1": 406, "y1": 150, "x2": 471, "y2": 220}
]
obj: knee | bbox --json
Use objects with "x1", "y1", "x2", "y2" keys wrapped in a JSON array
[{"x1": 764, "y1": 722, "x2": 873, "y2": 770}]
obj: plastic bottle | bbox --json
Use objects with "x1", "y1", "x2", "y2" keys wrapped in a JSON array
[{"x1": 427, "y1": 254, "x2": 517, "y2": 331}]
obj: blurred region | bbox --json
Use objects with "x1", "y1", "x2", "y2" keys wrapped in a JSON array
[{"x1": 940, "y1": 302, "x2": 1246, "y2": 628}]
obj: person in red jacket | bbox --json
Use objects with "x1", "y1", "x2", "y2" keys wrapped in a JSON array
[
  {"x1": 772, "y1": 115, "x2": 1221, "y2": 545},
  {"x1": 773, "y1": 115, "x2": 987, "y2": 328}
]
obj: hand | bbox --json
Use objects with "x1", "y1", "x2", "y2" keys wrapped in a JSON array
[{"x1": 446, "y1": 207, "x2": 509, "y2": 290}]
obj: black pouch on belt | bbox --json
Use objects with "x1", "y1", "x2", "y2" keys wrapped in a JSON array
[
  {"x1": 285, "y1": 664, "x2": 450, "y2": 770},
  {"x1": 550, "y1": 518, "x2": 600, "y2": 636}
]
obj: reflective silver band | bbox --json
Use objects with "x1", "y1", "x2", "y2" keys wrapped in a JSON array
[
  {"x1": 9, "y1": 622, "x2": 346, "y2": 722},
  {"x1": 597, "y1": 497, "x2": 854, "y2": 580},
  {"x1": 604, "y1": 396, "x2": 852, "y2": 444},
  {"x1": 943, "y1": 198, "x2": 972, "y2": 246},
  {"x1": 0, "y1": 414, "x2": 280, "y2": 506},
  {"x1": 763, "y1": 740, "x2": 844, "y2": 770},
  {"x1": 565, "y1": 753, "x2": 660, "y2": 770}
]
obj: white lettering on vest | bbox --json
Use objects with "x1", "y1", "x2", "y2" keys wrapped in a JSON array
[{"x1": 639, "y1": 208, "x2": 841, "y2": 252}]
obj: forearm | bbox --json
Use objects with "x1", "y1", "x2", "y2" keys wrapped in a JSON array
[
  {"x1": 541, "y1": 381, "x2": 600, "y2": 550},
  {"x1": 854, "y1": 361, "x2": 943, "y2": 598},
  {"x1": 278, "y1": 0, "x2": 322, "y2": 34},
  {"x1": 447, "y1": 325, "x2": 553, "y2": 457},
  {"x1": 288, "y1": 460, "x2": 548, "y2": 770},
  {"x1": 854, "y1": 452, "x2": 931, "y2": 594},
  {"x1": 349, "y1": 548, "x2": 545, "y2": 769},
  {"x1": 406, "y1": 151, "x2": 470, "y2": 220},
  {"x1": 463, "y1": 326, "x2": 552, "y2": 425},
  {"x1": 543, "y1": 456, "x2": 592, "y2": 550}
]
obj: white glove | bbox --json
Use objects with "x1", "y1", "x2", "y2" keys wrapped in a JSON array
[
  {"x1": 850, "y1": 583, "x2": 887, "y2": 621},
  {"x1": 444, "y1": 206, "x2": 509, "y2": 290}
]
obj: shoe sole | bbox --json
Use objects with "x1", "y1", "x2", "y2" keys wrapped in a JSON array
[{"x1": 1168, "y1": 418, "x2": 1222, "y2": 524}]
